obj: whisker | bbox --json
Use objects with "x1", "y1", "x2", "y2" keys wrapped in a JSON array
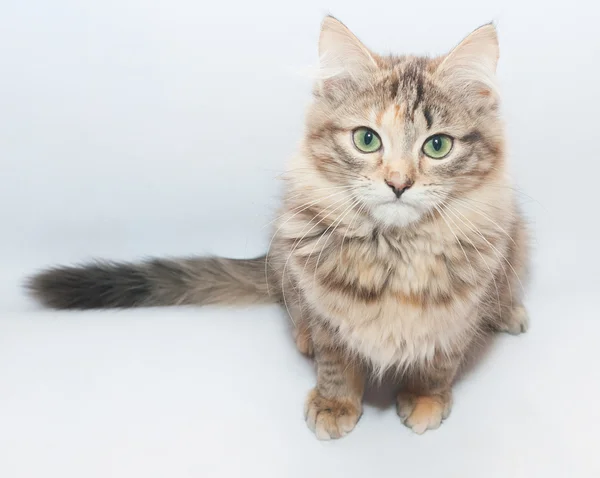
[
  {"x1": 432, "y1": 192, "x2": 518, "y2": 247},
  {"x1": 265, "y1": 188, "x2": 354, "y2": 225},
  {"x1": 339, "y1": 200, "x2": 367, "y2": 264},
  {"x1": 308, "y1": 198, "x2": 362, "y2": 288},
  {"x1": 445, "y1": 205, "x2": 513, "y2": 308},
  {"x1": 480, "y1": 184, "x2": 545, "y2": 209},
  {"x1": 272, "y1": 168, "x2": 367, "y2": 182},
  {"x1": 447, "y1": 205, "x2": 525, "y2": 298},
  {"x1": 440, "y1": 204, "x2": 502, "y2": 316},
  {"x1": 432, "y1": 205, "x2": 478, "y2": 284},
  {"x1": 264, "y1": 188, "x2": 352, "y2": 295},
  {"x1": 263, "y1": 186, "x2": 355, "y2": 230},
  {"x1": 441, "y1": 192, "x2": 505, "y2": 212},
  {"x1": 280, "y1": 195, "x2": 356, "y2": 324}
]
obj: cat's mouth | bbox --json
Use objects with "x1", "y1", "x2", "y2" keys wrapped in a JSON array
[{"x1": 379, "y1": 197, "x2": 420, "y2": 211}]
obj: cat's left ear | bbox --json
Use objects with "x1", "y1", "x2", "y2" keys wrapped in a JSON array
[
  {"x1": 435, "y1": 24, "x2": 499, "y2": 95},
  {"x1": 317, "y1": 16, "x2": 378, "y2": 90}
]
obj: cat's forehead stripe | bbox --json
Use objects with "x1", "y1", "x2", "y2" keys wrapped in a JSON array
[{"x1": 423, "y1": 107, "x2": 433, "y2": 129}]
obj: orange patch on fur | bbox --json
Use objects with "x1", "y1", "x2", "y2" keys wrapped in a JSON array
[
  {"x1": 395, "y1": 291, "x2": 427, "y2": 308},
  {"x1": 397, "y1": 393, "x2": 451, "y2": 434},
  {"x1": 393, "y1": 103, "x2": 401, "y2": 121},
  {"x1": 395, "y1": 102, "x2": 408, "y2": 123},
  {"x1": 395, "y1": 289, "x2": 453, "y2": 308}
]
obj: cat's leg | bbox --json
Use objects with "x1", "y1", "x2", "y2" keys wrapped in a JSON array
[
  {"x1": 483, "y1": 273, "x2": 529, "y2": 335},
  {"x1": 492, "y1": 215, "x2": 530, "y2": 335},
  {"x1": 304, "y1": 322, "x2": 365, "y2": 440},
  {"x1": 494, "y1": 303, "x2": 529, "y2": 335},
  {"x1": 397, "y1": 351, "x2": 461, "y2": 434},
  {"x1": 294, "y1": 320, "x2": 314, "y2": 356},
  {"x1": 287, "y1": 300, "x2": 314, "y2": 357},
  {"x1": 281, "y1": 278, "x2": 315, "y2": 356}
]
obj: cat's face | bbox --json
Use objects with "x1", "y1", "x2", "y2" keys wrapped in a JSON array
[{"x1": 299, "y1": 18, "x2": 504, "y2": 229}]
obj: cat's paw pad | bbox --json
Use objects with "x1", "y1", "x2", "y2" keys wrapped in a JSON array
[
  {"x1": 499, "y1": 305, "x2": 529, "y2": 335},
  {"x1": 304, "y1": 389, "x2": 361, "y2": 440},
  {"x1": 397, "y1": 392, "x2": 452, "y2": 435}
]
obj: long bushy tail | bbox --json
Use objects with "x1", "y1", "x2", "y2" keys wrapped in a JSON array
[{"x1": 27, "y1": 256, "x2": 280, "y2": 310}]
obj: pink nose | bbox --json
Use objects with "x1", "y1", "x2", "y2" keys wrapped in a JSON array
[{"x1": 385, "y1": 173, "x2": 414, "y2": 199}]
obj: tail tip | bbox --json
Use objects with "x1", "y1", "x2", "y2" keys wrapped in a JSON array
[
  {"x1": 25, "y1": 267, "x2": 77, "y2": 310},
  {"x1": 25, "y1": 261, "x2": 155, "y2": 310}
]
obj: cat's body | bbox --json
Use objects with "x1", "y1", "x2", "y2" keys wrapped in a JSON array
[
  {"x1": 271, "y1": 182, "x2": 527, "y2": 374},
  {"x1": 28, "y1": 18, "x2": 529, "y2": 439}
]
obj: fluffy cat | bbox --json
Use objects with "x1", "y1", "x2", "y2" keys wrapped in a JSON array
[{"x1": 27, "y1": 17, "x2": 529, "y2": 440}]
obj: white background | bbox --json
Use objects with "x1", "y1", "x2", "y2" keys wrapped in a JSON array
[{"x1": 1, "y1": 0, "x2": 599, "y2": 476}]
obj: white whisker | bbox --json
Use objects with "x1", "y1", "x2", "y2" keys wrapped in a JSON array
[
  {"x1": 446, "y1": 194, "x2": 518, "y2": 247},
  {"x1": 448, "y1": 204, "x2": 525, "y2": 298},
  {"x1": 440, "y1": 204, "x2": 502, "y2": 316},
  {"x1": 280, "y1": 195, "x2": 355, "y2": 324},
  {"x1": 308, "y1": 198, "x2": 362, "y2": 289},
  {"x1": 264, "y1": 188, "x2": 353, "y2": 295},
  {"x1": 433, "y1": 205, "x2": 478, "y2": 284},
  {"x1": 339, "y1": 200, "x2": 367, "y2": 264}
]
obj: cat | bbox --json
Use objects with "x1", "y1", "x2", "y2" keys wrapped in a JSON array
[{"x1": 27, "y1": 17, "x2": 529, "y2": 440}]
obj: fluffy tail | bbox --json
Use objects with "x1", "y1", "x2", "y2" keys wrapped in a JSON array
[{"x1": 27, "y1": 256, "x2": 279, "y2": 310}]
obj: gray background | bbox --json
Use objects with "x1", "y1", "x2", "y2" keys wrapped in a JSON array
[{"x1": 1, "y1": 0, "x2": 598, "y2": 476}]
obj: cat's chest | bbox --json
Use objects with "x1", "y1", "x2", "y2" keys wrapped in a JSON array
[
  {"x1": 301, "y1": 234, "x2": 475, "y2": 369},
  {"x1": 335, "y1": 233, "x2": 452, "y2": 296}
]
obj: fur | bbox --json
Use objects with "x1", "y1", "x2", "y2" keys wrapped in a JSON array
[{"x1": 26, "y1": 17, "x2": 529, "y2": 440}]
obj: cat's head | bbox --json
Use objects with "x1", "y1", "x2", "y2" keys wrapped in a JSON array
[{"x1": 295, "y1": 17, "x2": 505, "y2": 229}]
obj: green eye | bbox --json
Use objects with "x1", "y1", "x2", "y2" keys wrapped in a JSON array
[
  {"x1": 423, "y1": 134, "x2": 453, "y2": 159},
  {"x1": 352, "y1": 127, "x2": 382, "y2": 153}
]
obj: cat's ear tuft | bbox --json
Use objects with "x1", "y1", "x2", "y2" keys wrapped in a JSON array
[
  {"x1": 435, "y1": 23, "x2": 500, "y2": 95},
  {"x1": 317, "y1": 16, "x2": 377, "y2": 89}
]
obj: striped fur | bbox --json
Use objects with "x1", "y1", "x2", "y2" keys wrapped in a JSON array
[{"x1": 26, "y1": 17, "x2": 529, "y2": 440}]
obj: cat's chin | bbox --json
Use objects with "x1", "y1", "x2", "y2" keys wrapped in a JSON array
[{"x1": 369, "y1": 202, "x2": 425, "y2": 229}]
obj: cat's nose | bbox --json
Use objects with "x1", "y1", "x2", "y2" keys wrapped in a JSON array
[{"x1": 385, "y1": 173, "x2": 414, "y2": 199}]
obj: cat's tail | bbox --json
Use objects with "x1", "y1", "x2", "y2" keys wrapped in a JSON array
[{"x1": 26, "y1": 256, "x2": 280, "y2": 310}]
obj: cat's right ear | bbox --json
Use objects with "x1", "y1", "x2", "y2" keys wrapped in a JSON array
[
  {"x1": 434, "y1": 24, "x2": 500, "y2": 97},
  {"x1": 317, "y1": 16, "x2": 378, "y2": 91}
]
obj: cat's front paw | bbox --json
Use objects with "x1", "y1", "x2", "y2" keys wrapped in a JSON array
[
  {"x1": 294, "y1": 328, "x2": 314, "y2": 357},
  {"x1": 397, "y1": 391, "x2": 452, "y2": 434},
  {"x1": 304, "y1": 388, "x2": 361, "y2": 440},
  {"x1": 498, "y1": 305, "x2": 529, "y2": 335}
]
